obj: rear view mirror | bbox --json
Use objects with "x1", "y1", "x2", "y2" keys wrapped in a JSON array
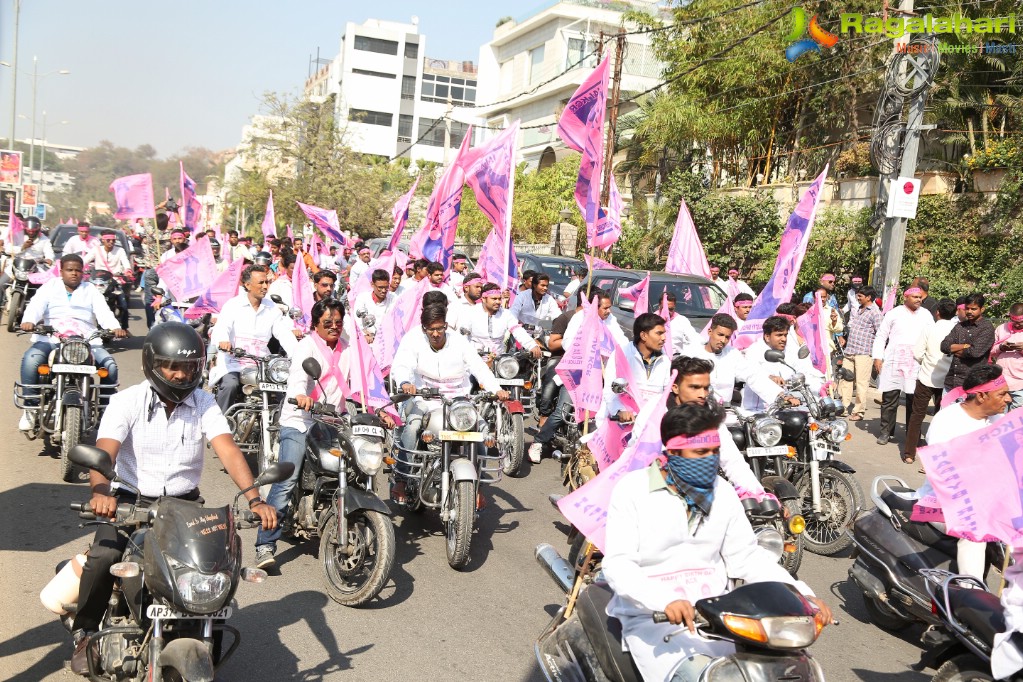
[
  {"x1": 69, "y1": 445, "x2": 116, "y2": 480},
  {"x1": 798, "y1": 345, "x2": 810, "y2": 360},
  {"x1": 254, "y1": 462, "x2": 295, "y2": 487},
  {"x1": 764, "y1": 349, "x2": 785, "y2": 363},
  {"x1": 302, "y1": 357, "x2": 322, "y2": 380},
  {"x1": 270, "y1": 295, "x2": 284, "y2": 305}
]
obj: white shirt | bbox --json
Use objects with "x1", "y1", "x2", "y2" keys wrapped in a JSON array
[
  {"x1": 603, "y1": 469, "x2": 812, "y2": 681},
  {"x1": 227, "y1": 243, "x2": 249, "y2": 263},
  {"x1": 508, "y1": 290, "x2": 561, "y2": 326},
  {"x1": 353, "y1": 290, "x2": 395, "y2": 330},
  {"x1": 562, "y1": 310, "x2": 630, "y2": 355},
  {"x1": 279, "y1": 335, "x2": 346, "y2": 433},
  {"x1": 208, "y1": 294, "x2": 299, "y2": 384},
  {"x1": 62, "y1": 234, "x2": 95, "y2": 257},
  {"x1": 4, "y1": 233, "x2": 54, "y2": 274},
  {"x1": 448, "y1": 296, "x2": 478, "y2": 331},
  {"x1": 602, "y1": 343, "x2": 671, "y2": 417},
  {"x1": 23, "y1": 277, "x2": 122, "y2": 345},
  {"x1": 464, "y1": 305, "x2": 536, "y2": 355},
  {"x1": 872, "y1": 305, "x2": 936, "y2": 393},
  {"x1": 391, "y1": 329, "x2": 503, "y2": 398},
  {"x1": 348, "y1": 259, "x2": 371, "y2": 288},
  {"x1": 668, "y1": 312, "x2": 699, "y2": 355},
  {"x1": 562, "y1": 277, "x2": 583, "y2": 302},
  {"x1": 740, "y1": 339, "x2": 823, "y2": 411},
  {"x1": 449, "y1": 269, "x2": 465, "y2": 293},
  {"x1": 914, "y1": 318, "x2": 958, "y2": 390},
  {"x1": 267, "y1": 275, "x2": 294, "y2": 309},
  {"x1": 83, "y1": 244, "x2": 131, "y2": 277},
  {"x1": 727, "y1": 277, "x2": 755, "y2": 298},
  {"x1": 97, "y1": 381, "x2": 231, "y2": 498},
  {"x1": 682, "y1": 342, "x2": 752, "y2": 404}
]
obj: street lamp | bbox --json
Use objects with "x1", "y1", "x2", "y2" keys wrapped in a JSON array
[
  {"x1": 37, "y1": 111, "x2": 70, "y2": 207},
  {"x1": 25, "y1": 57, "x2": 70, "y2": 173}
]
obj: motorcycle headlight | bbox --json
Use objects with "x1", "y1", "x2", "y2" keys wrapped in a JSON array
[
  {"x1": 14, "y1": 268, "x2": 29, "y2": 281},
  {"x1": 354, "y1": 437, "x2": 384, "y2": 476},
  {"x1": 448, "y1": 402, "x2": 479, "y2": 432},
  {"x1": 266, "y1": 357, "x2": 291, "y2": 384},
  {"x1": 722, "y1": 613, "x2": 822, "y2": 649},
  {"x1": 752, "y1": 417, "x2": 783, "y2": 447},
  {"x1": 495, "y1": 355, "x2": 520, "y2": 380},
  {"x1": 753, "y1": 527, "x2": 785, "y2": 559},
  {"x1": 827, "y1": 419, "x2": 849, "y2": 443},
  {"x1": 174, "y1": 570, "x2": 231, "y2": 613},
  {"x1": 60, "y1": 340, "x2": 91, "y2": 365}
]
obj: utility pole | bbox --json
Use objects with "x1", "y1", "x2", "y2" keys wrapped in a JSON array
[
  {"x1": 599, "y1": 32, "x2": 626, "y2": 207},
  {"x1": 28, "y1": 55, "x2": 37, "y2": 171},
  {"x1": 7, "y1": 0, "x2": 19, "y2": 150}
]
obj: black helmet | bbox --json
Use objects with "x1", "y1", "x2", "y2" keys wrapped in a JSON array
[
  {"x1": 253, "y1": 251, "x2": 272, "y2": 266},
  {"x1": 142, "y1": 322, "x2": 206, "y2": 404},
  {"x1": 24, "y1": 216, "x2": 42, "y2": 236},
  {"x1": 209, "y1": 239, "x2": 221, "y2": 249}
]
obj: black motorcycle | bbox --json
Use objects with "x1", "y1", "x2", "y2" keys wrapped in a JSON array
[
  {"x1": 62, "y1": 444, "x2": 293, "y2": 681},
  {"x1": 6, "y1": 255, "x2": 43, "y2": 332},
  {"x1": 90, "y1": 269, "x2": 130, "y2": 330},
  {"x1": 534, "y1": 543, "x2": 827, "y2": 682},
  {"x1": 281, "y1": 358, "x2": 398, "y2": 607}
]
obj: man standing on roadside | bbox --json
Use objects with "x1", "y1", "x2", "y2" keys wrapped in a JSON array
[
  {"x1": 911, "y1": 276, "x2": 939, "y2": 320},
  {"x1": 904, "y1": 298, "x2": 958, "y2": 463},
  {"x1": 941, "y1": 292, "x2": 996, "y2": 392},
  {"x1": 839, "y1": 285, "x2": 882, "y2": 422},
  {"x1": 991, "y1": 302, "x2": 1023, "y2": 411},
  {"x1": 804, "y1": 273, "x2": 839, "y2": 309}
]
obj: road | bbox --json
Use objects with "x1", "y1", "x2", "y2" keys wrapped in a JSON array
[{"x1": 0, "y1": 298, "x2": 940, "y2": 682}]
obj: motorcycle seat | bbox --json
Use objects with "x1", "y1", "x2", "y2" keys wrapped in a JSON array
[
  {"x1": 947, "y1": 585, "x2": 1005, "y2": 645},
  {"x1": 879, "y1": 486, "x2": 917, "y2": 514},
  {"x1": 577, "y1": 583, "x2": 642, "y2": 682},
  {"x1": 881, "y1": 487, "x2": 959, "y2": 553}
]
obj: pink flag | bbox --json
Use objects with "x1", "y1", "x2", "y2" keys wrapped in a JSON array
[
  {"x1": 6, "y1": 198, "x2": 24, "y2": 242},
  {"x1": 619, "y1": 274, "x2": 650, "y2": 319},
  {"x1": 348, "y1": 326, "x2": 392, "y2": 413},
  {"x1": 665, "y1": 197, "x2": 711, "y2": 278},
  {"x1": 795, "y1": 296, "x2": 830, "y2": 374},
  {"x1": 557, "y1": 57, "x2": 621, "y2": 249},
  {"x1": 109, "y1": 173, "x2": 156, "y2": 220},
  {"x1": 185, "y1": 258, "x2": 245, "y2": 318},
  {"x1": 587, "y1": 418, "x2": 632, "y2": 470},
  {"x1": 555, "y1": 302, "x2": 605, "y2": 421},
  {"x1": 585, "y1": 254, "x2": 619, "y2": 271},
  {"x1": 286, "y1": 224, "x2": 294, "y2": 240},
  {"x1": 292, "y1": 252, "x2": 315, "y2": 328},
  {"x1": 351, "y1": 252, "x2": 396, "y2": 305},
  {"x1": 297, "y1": 201, "x2": 352, "y2": 248},
  {"x1": 386, "y1": 175, "x2": 420, "y2": 254},
  {"x1": 309, "y1": 232, "x2": 325, "y2": 258},
  {"x1": 610, "y1": 342, "x2": 641, "y2": 414},
  {"x1": 373, "y1": 277, "x2": 431, "y2": 372},
  {"x1": 882, "y1": 284, "x2": 897, "y2": 313},
  {"x1": 477, "y1": 226, "x2": 517, "y2": 291},
  {"x1": 155, "y1": 237, "x2": 217, "y2": 300},
  {"x1": 261, "y1": 192, "x2": 276, "y2": 238},
  {"x1": 701, "y1": 295, "x2": 737, "y2": 337},
  {"x1": 915, "y1": 406, "x2": 1023, "y2": 546},
  {"x1": 557, "y1": 376, "x2": 674, "y2": 551},
  {"x1": 408, "y1": 134, "x2": 470, "y2": 270},
  {"x1": 179, "y1": 162, "x2": 203, "y2": 230},
  {"x1": 733, "y1": 167, "x2": 829, "y2": 350},
  {"x1": 28, "y1": 262, "x2": 60, "y2": 285},
  {"x1": 462, "y1": 122, "x2": 518, "y2": 287}
]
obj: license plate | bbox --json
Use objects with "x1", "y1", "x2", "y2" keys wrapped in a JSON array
[
  {"x1": 812, "y1": 443, "x2": 835, "y2": 461},
  {"x1": 746, "y1": 445, "x2": 789, "y2": 457},
  {"x1": 439, "y1": 430, "x2": 486, "y2": 442},
  {"x1": 258, "y1": 382, "x2": 286, "y2": 392},
  {"x1": 50, "y1": 364, "x2": 95, "y2": 374},
  {"x1": 146, "y1": 604, "x2": 232, "y2": 620},
  {"x1": 352, "y1": 424, "x2": 385, "y2": 438},
  {"x1": 498, "y1": 379, "x2": 524, "y2": 386}
]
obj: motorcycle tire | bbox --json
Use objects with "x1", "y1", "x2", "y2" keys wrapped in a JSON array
[
  {"x1": 7, "y1": 290, "x2": 23, "y2": 333},
  {"x1": 796, "y1": 467, "x2": 864, "y2": 556},
  {"x1": 861, "y1": 593, "x2": 914, "y2": 632},
  {"x1": 60, "y1": 406, "x2": 81, "y2": 483},
  {"x1": 932, "y1": 654, "x2": 994, "y2": 682},
  {"x1": 500, "y1": 412, "x2": 525, "y2": 477},
  {"x1": 320, "y1": 510, "x2": 395, "y2": 607},
  {"x1": 781, "y1": 499, "x2": 804, "y2": 577},
  {"x1": 446, "y1": 479, "x2": 475, "y2": 570}
]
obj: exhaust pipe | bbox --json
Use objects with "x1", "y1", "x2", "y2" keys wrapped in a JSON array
[{"x1": 535, "y1": 543, "x2": 575, "y2": 594}]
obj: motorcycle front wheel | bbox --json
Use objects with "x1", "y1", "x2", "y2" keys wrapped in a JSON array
[
  {"x1": 446, "y1": 479, "x2": 475, "y2": 570},
  {"x1": 500, "y1": 410, "x2": 525, "y2": 477},
  {"x1": 60, "y1": 406, "x2": 82, "y2": 483},
  {"x1": 6, "y1": 290, "x2": 23, "y2": 333},
  {"x1": 796, "y1": 468, "x2": 864, "y2": 556},
  {"x1": 932, "y1": 654, "x2": 994, "y2": 682},
  {"x1": 320, "y1": 509, "x2": 395, "y2": 607}
]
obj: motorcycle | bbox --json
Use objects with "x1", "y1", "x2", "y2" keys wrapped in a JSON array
[
  {"x1": 280, "y1": 357, "x2": 397, "y2": 607},
  {"x1": 90, "y1": 269, "x2": 130, "y2": 330},
  {"x1": 533, "y1": 542, "x2": 827, "y2": 682},
  {"x1": 5, "y1": 255, "x2": 44, "y2": 333},
  {"x1": 151, "y1": 287, "x2": 210, "y2": 337},
  {"x1": 391, "y1": 387, "x2": 503, "y2": 570},
  {"x1": 14, "y1": 326, "x2": 118, "y2": 482},
  {"x1": 216, "y1": 347, "x2": 291, "y2": 475},
  {"x1": 59, "y1": 444, "x2": 293, "y2": 682},
  {"x1": 519, "y1": 322, "x2": 549, "y2": 421},
  {"x1": 759, "y1": 348, "x2": 864, "y2": 556},
  {"x1": 480, "y1": 346, "x2": 529, "y2": 477},
  {"x1": 848, "y1": 475, "x2": 1003, "y2": 633}
]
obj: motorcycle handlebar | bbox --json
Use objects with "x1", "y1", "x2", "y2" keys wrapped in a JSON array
[
  {"x1": 287, "y1": 397, "x2": 338, "y2": 415},
  {"x1": 236, "y1": 510, "x2": 262, "y2": 529},
  {"x1": 652, "y1": 611, "x2": 668, "y2": 623},
  {"x1": 70, "y1": 501, "x2": 140, "y2": 523}
]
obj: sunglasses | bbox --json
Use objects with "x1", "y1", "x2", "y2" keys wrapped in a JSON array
[{"x1": 318, "y1": 318, "x2": 343, "y2": 329}]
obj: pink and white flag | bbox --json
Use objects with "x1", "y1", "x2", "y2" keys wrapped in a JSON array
[
  {"x1": 185, "y1": 258, "x2": 245, "y2": 318},
  {"x1": 619, "y1": 274, "x2": 650, "y2": 319},
  {"x1": 882, "y1": 284, "x2": 898, "y2": 313},
  {"x1": 348, "y1": 326, "x2": 393, "y2": 413},
  {"x1": 795, "y1": 295, "x2": 830, "y2": 374},
  {"x1": 297, "y1": 201, "x2": 351, "y2": 248},
  {"x1": 610, "y1": 342, "x2": 641, "y2": 414},
  {"x1": 373, "y1": 277, "x2": 431, "y2": 372},
  {"x1": 733, "y1": 167, "x2": 829, "y2": 350},
  {"x1": 6, "y1": 198, "x2": 24, "y2": 242},
  {"x1": 462, "y1": 122, "x2": 519, "y2": 288},
  {"x1": 556, "y1": 301, "x2": 605, "y2": 421},
  {"x1": 286, "y1": 224, "x2": 294, "y2": 241},
  {"x1": 261, "y1": 192, "x2": 276, "y2": 239},
  {"x1": 585, "y1": 254, "x2": 619, "y2": 271},
  {"x1": 28, "y1": 262, "x2": 59, "y2": 285},
  {"x1": 109, "y1": 173, "x2": 156, "y2": 220},
  {"x1": 155, "y1": 237, "x2": 217, "y2": 300},
  {"x1": 477, "y1": 226, "x2": 518, "y2": 291},
  {"x1": 292, "y1": 252, "x2": 315, "y2": 328},
  {"x1": 588, "y1": 418, "x2": 632, "y2": 471},
  {"x1": 386, "y1": 175, "x2": 421, "y2": 254},
  {"x1": 179, "y1": 163, "x2": 203, "y2": 230},
  {"x1": 407, "y1": 133, "x2": 470, "y2": 270},
  {"x1": 665, "y1": 197, "x2": 711, "y2": 278},
  {"x1": 657, "y1": 291, "x2": 673, "y2": 348}
]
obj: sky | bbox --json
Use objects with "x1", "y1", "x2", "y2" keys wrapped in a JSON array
[{"x1": 0, "y1": 0, "x2": 504, "y2": 157}]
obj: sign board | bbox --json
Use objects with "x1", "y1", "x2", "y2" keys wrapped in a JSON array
[
  {"x1": 885, "y1": 176, "x2": 922, "y2": 219},
  {"x1": 0, "y1": 187, "x2": 21, "y2": 225},
  {"x1": 34, "y1": 204, "x2": 46, "y2": 220},
  {"x1": 21, "y1": 183, "x2": 38, "y2": 206},
  {"x1": 0, "y1": 150, "x2": 23, "y2": 186}
]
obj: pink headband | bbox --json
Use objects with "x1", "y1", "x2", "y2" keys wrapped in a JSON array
[
  {"x1": 821, "y1": 275, "x2": 835, "y2": 282},
  {"x1": 358, "y1": 247, "x2": 370, "y2": 254},
  {"x1": 735, "y1": 301, "x2": 753, "y2": 308},
  {"x1": 665, "y1": 430, "x2": 721, "y2": 451},
  {"x1": 904, "y1": 287, "x2": 923, "y2": 296},
  {"x1": 941, "y1": 375, "x2": 1008, "y2": 408},
  {"x1": 462, "y1": 274, "x2": 483, "y2": 286},
  {"x1": 852, "y1": 277, "x2": 863, "y2": 283},
  {"x1": 481, "y1": 290, "x2": 503, "y2": 298},
  {"x1": 957, "y1": 303, "x2": 966, "y2": 310},
  {"x1": 778, "y1": 313, "x2": 796, "y2": 323},
  {"x1": 170, "y1": 230, "x2": 186, "y2": 238},
  {"x1": 1010, "y1": 314, "x2": 1023, "y2": 322},
  {"x1": 453, "y1": 256, "x2": 466, "y2": 263},
  {"x1": 728, "y1": 270, "x2": 739, "y2": 276}
]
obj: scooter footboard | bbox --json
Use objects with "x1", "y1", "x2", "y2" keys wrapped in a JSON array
[{"x1": 700, "y1": 650, "x2": 824, "y2": 681}]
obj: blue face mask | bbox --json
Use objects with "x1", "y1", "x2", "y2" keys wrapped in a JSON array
[{"x1": 663, "y1": 452, "x2": 720, "y2": 515}]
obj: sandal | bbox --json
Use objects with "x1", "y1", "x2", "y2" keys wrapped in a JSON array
[
  {"x1": 848, "y1": 414, "x2": 863, "y2": 421},
  {"x1": 901, "y1": 453, "x2": 916, "y2": 464}
]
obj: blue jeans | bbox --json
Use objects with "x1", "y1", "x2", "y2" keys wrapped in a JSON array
[
  {"x1": 142, "y1": 268, "x2": 157, "y2": 328},
  {"x1": 19, "y1": 340, "x2": 118, "y2": 404},
  {"x1": 255, "y1": 426, "x2": 306, "y2": 550}
]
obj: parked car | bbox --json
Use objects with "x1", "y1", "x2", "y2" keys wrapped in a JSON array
[
  {"x1": 518, "y1": 254, "x2": 585, "y2": 296},
  {"x1": 365, "y1": 237, "x2": 474, "y2": 269},
  {"x1": 589, "y1": 268, "x2": 726, "y2": 337},
  {"x1": 50, "y1": 224, "x2": 137, "y2": 273}
]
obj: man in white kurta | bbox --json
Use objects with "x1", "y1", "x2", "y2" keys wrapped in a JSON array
[
  {"x1": 871, "y1": 289, "x2": 935, "y2": 446},
  {"x1": 681, "y1": 315, "x2": 752, "y2": 405}
]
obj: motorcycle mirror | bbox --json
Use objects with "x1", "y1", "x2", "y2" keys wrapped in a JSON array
[
  {"x1": 611, "y1": 378, "x2": 629, "y2": 395},
  {"x1": 254, "y1": 462, "x2": 296, "y2": 487},
  {"x1": 269, "y1": 294, "x2": 284, "y2": 305},
  {"x1": 798, "y1": 345, "x2": 810, "y2": 360},
  {"x1": 302, "y1": 357, "x2": 323, "y2": 380},
  {"x1": 764, "y1": 349, "x2": 786, "y2": 363},
  {"x1": 151, "y1": 287, "x2": 165, "y2": 296},
  {"x1": 68, "y1": 444, "x2": 117, "y2": 480},
  {"x1": 288, "y1": 308, "x2": 303, "y2": 320}
]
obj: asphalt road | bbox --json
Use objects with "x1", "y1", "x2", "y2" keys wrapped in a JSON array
[{"x1": 0, "y1": 297, "x2": 942, "y2": 682}]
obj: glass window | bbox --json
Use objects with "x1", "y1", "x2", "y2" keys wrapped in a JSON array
[
  {"x1": 349, "y1": 108, "x2": 393, "y2": 127},
  {"x1": 418, "y1": 118, "x2": 446, "y2": 147},
  {"x1": 452, "y1": 77, "x2": 464, "y2": 85},
  {"x1": 422, "y1": 81, "x2": 434, "y2": 97},
  {"x1": 567, "y1": 37, "x2": 586, "y2": 67},
  {"x1": 402, "y1": 75, "x2": 416, "y2": 99},
  {"x1": 398, "y1": 114, "x2": 413, "y2": 138},
  {"x1": 353, "y1": 35, "x2": 398, "y2": 55},
  {"x1": 451, "y1": 86, "x2": 464, "y2": 101},
  {"x1": 404, "y1": 42, "x2": 419, "y2": 59},
  {"x1": 422, "y1": 73, "x2": 435, "y2": 82},
  {"x1": 530, "y1": 45, "x2": 545, "y2": 84},
  {"x1": 449, "y1": 121, "x2": 470, "y2": 148},
  {"x1": 467, "y1": 80, "x2": 477, "y2": 88},
  {"x1": 465, "y1": 88, "x2": 476, "y2": 102},
  {"x1": 435, "y1": 84, "x2": 449, "y2": 99},
  {"x1": 435, "y1": 75, "x2": 450, "y2": 83},
  {"x1": 352, "y1": 68, "x2": 395, "y2": 79}
]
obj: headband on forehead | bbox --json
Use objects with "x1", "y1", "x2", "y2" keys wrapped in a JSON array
[
  {"x1": 453, "y1": 256, "x2": 467, "y2": 262},
  {"x1": 728, "y1": 269, "x2": 739, "y2": 275},
  {"x1": 481, "y1": 289, "x2": 503, "y2": 298},
  {"x1": 957, "y1": 303, "x2": 966, "y2": 310},
  {"x1": 941, "y1": 375, "x2": 1008, "y2": 408},
  {"x1": 358, "y1": 247, "x2": 370, "y2": 254},
  {"x1": 1010, "y1": 314, "x2": 1023, "y2": 322},
  {"x1": 778, "y1": 313, "x2": 796, "y2": 323},
  {"x1": 903, "y1": 287, "x2": 923, "y2": 296},
  {"x1": 735, "y1": 300, "x2": 753, "y2": 308},
  {"x1": 665, "y1": 430, "x2": 721, "y2": 451},
  {"x1": 852, "y1": 277, "x2": 863, "y2": 283},
  {"x1": 462, "y1": 273, "x2": 483, "y2": 285},
  {"x1": 820, "y1": 275, "x2": 835, "y2": 282},
  {"x1": 170, "y1": 230, "x2": 186, "y2": 238}
]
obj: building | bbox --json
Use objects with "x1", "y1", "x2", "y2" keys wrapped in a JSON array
[{"x1": 465, "y1": 0, "x2": 665, "y2": 171}]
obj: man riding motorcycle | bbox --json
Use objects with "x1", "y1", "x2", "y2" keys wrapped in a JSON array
[
  {"x1": 603, "y1": 313, "x2": 671, "y2": 424},
  {"x1": 83, "y1": 230, "x2": 133, "y2": 330},
  {"x1": 18, "y1": 254, "x2": 128, "y2": 432},
  {"x1": 602, "y1": 401, "x2": 832, "y2": 682},
  {"x1": 0, "y1": 216, "x2": 54, "y2": 310},
  {"x1": 67, "y1": 322, "x2": 275, "y2": 676},
  {"x1": 509, "y1": 272, "x2": 561, "y2": 326},
  {"x1": 741, "y1": 315, "x2": 823, "y2": 411},
  {"x1": 465, "y1": 282, "x2": 541, "y2": 359}
]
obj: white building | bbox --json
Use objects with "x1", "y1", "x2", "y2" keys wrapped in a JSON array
[{"x1": 465, "y1": 0, "x2": 665, "y2": 170}]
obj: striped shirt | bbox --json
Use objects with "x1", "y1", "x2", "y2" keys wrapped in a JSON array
[
  {"x1": 844, "y1": 304, "x2": 883, "y2": 356},
  {"x1": 97, "y1": 381, "x2": 231, "y2": 497}
]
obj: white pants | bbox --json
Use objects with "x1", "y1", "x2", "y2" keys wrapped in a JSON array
[
  {"x1": 621, "y1": 615, "x2": 734, "y2": 682},
  {"x1": 958, "y1": 538, "x2": 987, "y2": 582}
]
